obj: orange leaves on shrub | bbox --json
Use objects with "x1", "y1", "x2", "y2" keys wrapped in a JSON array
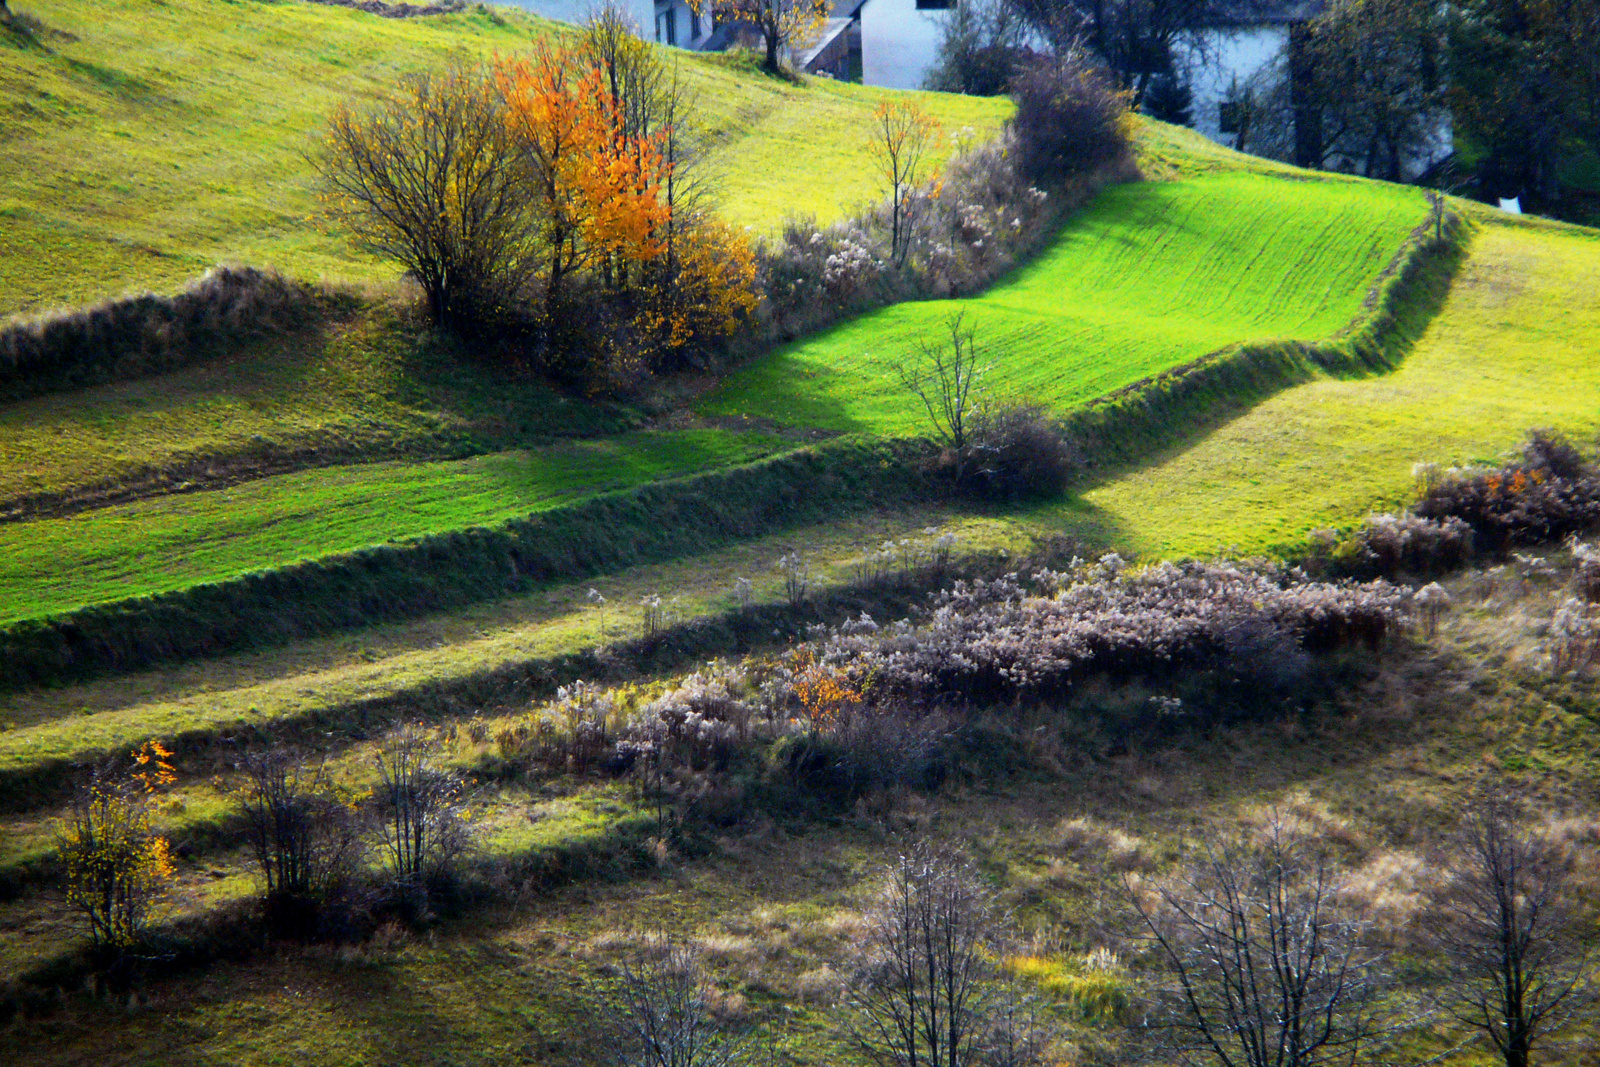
[{"x1": 787, "y1": 646, "x2": 864, "y2": 729}]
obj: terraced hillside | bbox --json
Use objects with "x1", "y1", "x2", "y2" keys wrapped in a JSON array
[
  {"x1": 0, "y1": 0, "x2": 1009, "y2": 317},
  {"x1": 1068, "y1": 211, "x2": 1600, "y2": 558},
  {"x1": 701, "y1": 172, "x2": 1427, "y2": 432}
]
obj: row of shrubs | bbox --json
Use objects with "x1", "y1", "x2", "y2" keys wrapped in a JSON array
[
  {"x1": 1310, "y1": 431, "x2": 1600, "y2": 579},
  {"x1": 0, "y1": 267, "x2": 330, "y2": 403},
  {"x1": 50, "y1": 551, "x2": 1418, "y2": 958}
]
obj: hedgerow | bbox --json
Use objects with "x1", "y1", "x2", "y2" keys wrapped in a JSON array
[{"x1": 0, "y1": 267, "x2": 328, "y2": 402}]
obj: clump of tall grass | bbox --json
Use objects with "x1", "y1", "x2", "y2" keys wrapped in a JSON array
[{"x1": 0, "y1": 265, "x2": 329, "y2": 401}]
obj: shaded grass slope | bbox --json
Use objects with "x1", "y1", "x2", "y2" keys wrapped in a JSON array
[
  {"x1": 700, "y1": 171, "x2": 1427, "y2": 433},
  {"x1": 0, "y1": 0, "x2": 1008, "y2": 318}
]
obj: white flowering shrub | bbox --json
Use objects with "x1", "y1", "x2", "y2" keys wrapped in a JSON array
[
  {"x1": 1569, "y1": 537, "x2": 1600, "y2": 600},
  {"x1": 814, "y1": 562, "x2": 1407, "y2": 705},
  {"x1": 1413, "y1": 582, "x2": 1451, "y2": 638},
  {"x1": 1548, "y1": 597, "x2": 1599, "y2": 674}
]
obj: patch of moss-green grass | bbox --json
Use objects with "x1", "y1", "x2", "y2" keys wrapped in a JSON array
[
  {"x1": 0, "y1": 0, "x2": 1008, "y2": 317},
  {"x1": 0, "y1": 428, "x2": 784, "y2": 623},
  {"x1": 699, "y1": 171, "x2": 1426, "y2": 434},
  {"x1": 0, "y1": 305, "x2": 642, "y2": 512}
]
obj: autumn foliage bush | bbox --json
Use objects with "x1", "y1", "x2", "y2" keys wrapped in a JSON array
[
  {"x1": 1413, "y1": 431, "x2": 1600, "y2": 550},
  {"x1": 57, "y1": 742, "x2": 177, "y2": 951},
  {"x1": 315, "y1": 10, "x2": 757, "y2": 390}
]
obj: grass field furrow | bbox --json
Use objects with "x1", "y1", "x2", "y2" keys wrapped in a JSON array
[{"x1": 700, "y1": 174, "x2": 1426, "y2": 434}]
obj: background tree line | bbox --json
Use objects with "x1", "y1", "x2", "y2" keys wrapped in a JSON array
[{"x1": 927, "y1": 0, "x2": 1600, "y2": 223}]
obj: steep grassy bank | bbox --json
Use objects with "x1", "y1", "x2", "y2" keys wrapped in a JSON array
[{"x1": 0, "y1": 0, "x2": 1008, "y2": 318}]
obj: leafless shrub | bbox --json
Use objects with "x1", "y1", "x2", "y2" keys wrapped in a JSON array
[
  {"x1": 1127, "y1": 819, "x2": 1390, "y2": 1067},
  {"x1": 238, "y1": 747, "x2": 365, "y2": 933},
  {"x1": 602, "y1": 934, "x2": 764, "y2": 1067},
  {"x1": 1424, "y1": 785, "x2": 1598, "y2": 1067},
  {"x1": 961, "y1": 403, "x2": 1075, "y2": 501},
  {"x1": 1414, "y1": 581, "x2": 1451, "y2": 638},
  {"x1": 776, "y1": 552, "x2": 811, "y2": 608},
  {"x1": 894, "y1": 311, "x2": 989, "y2": 482},
  {"x1": 371, "y1": 727, "x2": 475, "y2": 897},
  {"x1": 845, "y1": 844, "x2": 1045, "y2": 1067},
  {"x1": 1567, "y1": 536, "x2": 1600, "y2": 600},
  {"x1": 313, "y1": 64, "x2": 533, "y2": 330},
  {"x1": 1546, "y1": 597, "x2": 1600, "y2": 674}
]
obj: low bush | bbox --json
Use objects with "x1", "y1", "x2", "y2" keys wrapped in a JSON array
[
  {"x1": 1414, "y1": 431, "x2": 1600, "y2": 550},
  {"x1": 1009, "y1": 53, "x2": 1130, "y2": 186},
  {"x1": 0, "y1": 266, "x2": 325, "y2": 402},
  {"x1": 961, "y1": 403, "x2": 1076, "y2": 501}
]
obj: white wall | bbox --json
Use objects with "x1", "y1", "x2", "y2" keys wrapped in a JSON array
[{"x1": 860, "y1": 0, "x2": 953, "y2": 90}]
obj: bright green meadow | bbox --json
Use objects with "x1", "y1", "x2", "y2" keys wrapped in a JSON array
[
  {"x1": 0, "y1": 0, "x2": 1008, "y2": 317},
  {"x1": 1065, "y1": 213, "x2": 1600, "y2": 558},
  {"x1": 700, "y1": 173, "x2": 1427, "y2": 432},
  {"x1": 0, "y1": 427, "x2": 780, "y2": 623}
]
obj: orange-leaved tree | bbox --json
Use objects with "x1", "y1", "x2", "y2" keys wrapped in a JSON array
[
  {"x1": 687, "y1": 0, "x2": 831, "y2": 74},
  {"x1": 496, "y1": 43, "x2": 672, "y2": 323}
]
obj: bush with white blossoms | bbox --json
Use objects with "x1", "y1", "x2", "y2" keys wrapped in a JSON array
[{"x1": 813, "y1": 562, "x2": 1408, "y2": 705}]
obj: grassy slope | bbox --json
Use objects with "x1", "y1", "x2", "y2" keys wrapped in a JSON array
[
  {"x1": 0, "y1": 0, "x2": 1008, "y2": 318},
  {"x1": 0, "y1": 306, "x2": 642, "y2": 511},
  {"x1": 1066, "y1": 213, "x2": 1600, "y2": 558},
  {"x1": 7, "y1": 561, "x2": 1600, "y2": 1065},
  {"x1": 0, "y1": 428, "x2": 783, "y2": 622},
  {"x1": 700, "y1": 171, "x2": 1425, "y2": 433}
]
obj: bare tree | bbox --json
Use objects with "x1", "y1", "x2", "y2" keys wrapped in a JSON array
[
  {"x1": 846, "y1": 844, "x2": 1009, "y2": 1067},
  {"x1": 604, "y1": 935, "x2": 762, "y2": 1067},
  {"x1": 372, "y1": 726, "x2": 474, "y2": 892},
  {"x1": 894, "y1": 312, "x2": 989, "y2": 482},
  {"x1": 238, "y1": 747, "x2": 364, "y2": 928},
  {"x1": 1426, "y1": 785, "x2": 1597, "y2": 1067},
  {"x1": 873, "y1": 99, "x2": 940, "y2": 269},
  {"x1": 1127, "y1": 820, "x2": 1388, "y2": 1067},
  {"x1": 312, "y1": 66, "x2": 535, "y2": 330}
]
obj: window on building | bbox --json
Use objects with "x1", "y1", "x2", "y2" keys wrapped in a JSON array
[
  {"x1": 664, "y1": 7, "x2": 676, "y2": 45},
  {"x1": 915, "y1": 0, "x2": 955, "y2": 9},
  {"x1": 690, "y1": 7, "x2": 701, "y2": 37}
]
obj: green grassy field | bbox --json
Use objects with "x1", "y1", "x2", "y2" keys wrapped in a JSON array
[
  {"x1": 0, "y1": 305, "x2": 644, "y2": 514},
  {"x1": 1065, "y1": 213, "x2": 1600, "y2": 558},
  {"x1": 699, "y1": 172, "x2": 1427, "y2": 433},
  {"x1": 0, "y1": 0, "x2": 1008, "y2": 318},
  {"x1": 0, "y1": 427, "x2": 782, "y2": 623}
]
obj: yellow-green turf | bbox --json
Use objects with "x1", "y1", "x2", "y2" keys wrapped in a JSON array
[
  {"x1": 698, "y1": 172, "x2": 1427, "y2": 433},
  {"x1": 0, "y1": 427, "x2": 782, "y2": 623},
  {"x1": 1060, "y1": 212, "x2": 1600, "y2": 559},
  {"x1": 0, "y1": 0, "x2": 1008, "y2": 318}
]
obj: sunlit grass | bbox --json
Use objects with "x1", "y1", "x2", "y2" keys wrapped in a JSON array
[{"x1": 700, "y1": 172, "x2": 1425, "y2": 432}]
